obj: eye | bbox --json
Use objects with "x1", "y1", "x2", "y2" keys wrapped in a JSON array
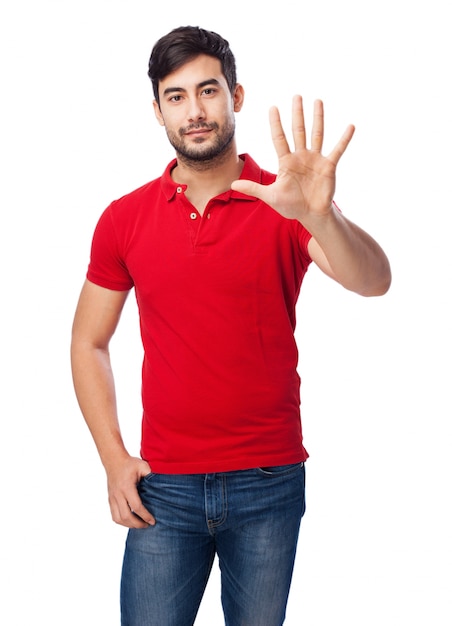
[
  {"x1": 202, "y1": 88, "x2": 216, "y2": 96},
  {"x1": 169, "y1": 95, "x2": 182, "y2": 102}
]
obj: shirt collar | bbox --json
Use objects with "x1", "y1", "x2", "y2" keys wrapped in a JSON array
[{"x1": 160, "y1": 154, "x2": 263, "y2": 202}]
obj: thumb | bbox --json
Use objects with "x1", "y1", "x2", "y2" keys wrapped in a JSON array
[
  {"x1": 137, "y1": 459, "x2": 152, "y2": 479},
  {"x1": 231, "y1": 179, "x2": 265, "y2": 200}
]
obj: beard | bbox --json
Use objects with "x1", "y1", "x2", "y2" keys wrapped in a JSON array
[{"x1": 165, "y1": 119, "x2": 236, "y2": 167}]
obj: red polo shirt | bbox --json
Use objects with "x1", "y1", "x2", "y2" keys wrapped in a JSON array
[{"x1": 87, "y1": 154, "x2": 312, "y2": 473}]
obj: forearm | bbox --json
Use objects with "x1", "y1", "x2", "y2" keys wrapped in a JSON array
[
  {"x1": 71, "y1": 342, "x2": 130, "y2": 471},
  {"x1": 71, "y1": 341, "x2": 155, "y2": 527},
  {"x1": 305, "y1": 207, "x2": 392, "y2": 297}
]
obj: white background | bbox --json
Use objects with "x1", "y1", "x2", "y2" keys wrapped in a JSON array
[{"x1": 1, "y1": 1, "x2": 451, "y2": 624}]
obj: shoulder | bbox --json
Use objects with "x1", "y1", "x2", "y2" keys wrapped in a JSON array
[
  {"x1": 109, "y1": 177, "x2": 161, "y2": 215},
  {"x1": 107, "y1": 159, "x2": 177, "y2": 217}
]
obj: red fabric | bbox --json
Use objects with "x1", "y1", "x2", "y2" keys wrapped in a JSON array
[{"x1": 87, "y1": 154, "x2": 312, "y2": 473}]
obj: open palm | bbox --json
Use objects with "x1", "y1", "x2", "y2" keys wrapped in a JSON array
[{"x1": 232, "y1": 95, "x2": 355, "y2": 222}]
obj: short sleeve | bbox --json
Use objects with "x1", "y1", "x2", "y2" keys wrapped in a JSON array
[{"x1": 86, "y1": 205, "x2": 134, "y2": 291}]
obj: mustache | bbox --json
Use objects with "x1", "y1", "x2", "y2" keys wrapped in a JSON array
[{"x1": 180, "y1": 121, "x2": 219, "y2": 135}]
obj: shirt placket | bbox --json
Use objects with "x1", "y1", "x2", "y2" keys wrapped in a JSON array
[{"x1": 176, "y1": 186, "x2": 214, "y2": 253}]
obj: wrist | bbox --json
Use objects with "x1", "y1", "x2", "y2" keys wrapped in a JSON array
[
  {"x1": 299, "y1": 202, "x2": 338, "y2": 233},
  {"x1": 99, "y1": 441, "x2": 131, "y2": 474}
]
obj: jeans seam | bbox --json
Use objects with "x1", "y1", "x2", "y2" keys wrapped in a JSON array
[{"x1": 205, "y1": 474, "x2": 228, "y2": 533}]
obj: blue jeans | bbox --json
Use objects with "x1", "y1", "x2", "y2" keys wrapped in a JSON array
[{"x1": 120, "y1": 463, "x2": 306, "y2": 625}]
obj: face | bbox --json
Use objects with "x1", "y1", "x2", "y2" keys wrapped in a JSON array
[{"x1": 153, "y1": 54, "x2": 244, "y2": 165}]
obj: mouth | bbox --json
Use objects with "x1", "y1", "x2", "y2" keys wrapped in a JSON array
[
  {"x1": 185, "y1": 128, "x2": 211, "y2": 137},
  {"x1": 182, "y1": 123, "x2": 217, "y2": 137}
]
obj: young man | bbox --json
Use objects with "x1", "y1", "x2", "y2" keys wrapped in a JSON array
[{"x1": 71, "y1": 26, "x2": 391, "y2": 626}]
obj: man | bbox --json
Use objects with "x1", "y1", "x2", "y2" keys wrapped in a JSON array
[{"x1": 71, "y1": 25, "x2": 391, "y2": 626}]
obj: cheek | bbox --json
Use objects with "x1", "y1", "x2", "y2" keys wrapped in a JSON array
[
  {"x1": 153, "y1": 101, "x2": 165, "y2": 126},
  {"x1": 163, "y1": 110, "x2": 187, "y2": 132}
]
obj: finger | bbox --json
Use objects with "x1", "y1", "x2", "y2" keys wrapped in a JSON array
[
  {"x1": 292, "y1": 94, "x2": 307, "y2": 151},
  {"x1": 311, "y1": 99, "x2": 324, "y2": 152},
  {"x1": 126, "y1": 490, "x2": 156, "y2": 527},
  {"x1": 113, "y1": 501, "x2": 154, "y2": 529},
  {"x1": 269, "y1": 106, "x2": 291, "y2": 158},
  {"x1": 130, "y1": 504, "x2": 156, "y2": 527},
  {"x1": 231, "y1": 179, "x2": 275, "y2": 208},
  {"x1": 231, "y1": 179, "x2": 266, "y2": 201},
  {"x1": 110, "y1": 489, "x2": 155, "y2": 528},
  {"x1": 109, "y1": 496, "x2": 143, "y2": 529},
  {"x1": 327, "y1": 123, "x2": 355, "y2": 165}
]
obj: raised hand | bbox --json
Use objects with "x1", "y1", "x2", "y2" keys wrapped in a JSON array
[{"x1": 231, "y1": 95, "x2": 355, "y2": 224}]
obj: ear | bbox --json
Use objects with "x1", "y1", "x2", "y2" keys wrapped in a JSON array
[
  {"x1": 153, "y1": 100, "x2": 165, "y2": 126},
  {"x1": 233, "y1": 84, "x2": 245, "y2": 112}
]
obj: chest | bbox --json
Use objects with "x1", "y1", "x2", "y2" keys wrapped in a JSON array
[{"x1": 122, "y1": 196, "x2": 306, "y2": 309}]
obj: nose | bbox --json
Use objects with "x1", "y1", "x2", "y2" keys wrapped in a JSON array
[{"x1": 187, "y1": 97, "x2": 206, "y2": 122}]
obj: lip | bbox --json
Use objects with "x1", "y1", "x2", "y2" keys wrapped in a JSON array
[{"x1": 185, "y1": 128, "x2": 211, "y2": 136}]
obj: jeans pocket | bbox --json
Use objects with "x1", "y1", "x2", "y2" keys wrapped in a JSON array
[
  {"x1": 256, "y1": 462, "x2": 304, "y2": 477},
  {"x1": 138, "y1": 472, "x2": 155, "y2": 488}
]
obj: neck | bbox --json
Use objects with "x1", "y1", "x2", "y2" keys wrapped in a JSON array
[{"x1": 171, "y1": 142, "x2": 244, "y2": 214}]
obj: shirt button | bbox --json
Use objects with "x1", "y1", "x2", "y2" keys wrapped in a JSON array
[
  {"x1": 176, "y1": 186, "x2": 183, "y2": 193},
  {"x1": 207, "y1": 213, "x2": 211, "y2": 219},
  {"x1": 190, "y1": 212, "x2": 197, "y2": 220}
]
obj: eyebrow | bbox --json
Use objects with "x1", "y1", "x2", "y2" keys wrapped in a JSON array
[{"x1": 162, "y1": 78, "x2": 221, "y2": 97}]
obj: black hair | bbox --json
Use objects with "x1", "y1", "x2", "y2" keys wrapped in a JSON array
[{"x1": 148, "y1": 26, "x2": 237, "y2": 105}]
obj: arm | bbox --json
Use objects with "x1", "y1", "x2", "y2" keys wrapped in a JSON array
[
  {"x1": 306, "y1": 211, "x2": 391, "y2": 296},
  {"x1": 70, "y1": 279, "x2": 155, "y2": 528},
  {"x1": 231, "y1": 96, "x2": 391, "y2": 296}
]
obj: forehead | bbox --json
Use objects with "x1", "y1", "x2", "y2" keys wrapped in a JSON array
[{"x1": 158, "y1": 54, "x2": 227, "y2": 93}]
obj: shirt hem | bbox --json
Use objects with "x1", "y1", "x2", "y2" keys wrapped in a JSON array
[{"x1": 141, "y1": 450, "x2": 309, "y2": 475}]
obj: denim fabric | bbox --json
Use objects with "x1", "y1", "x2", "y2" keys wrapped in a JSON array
[{"x1": 120, "y1": 463, "x2": 306, "y2": 625}]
